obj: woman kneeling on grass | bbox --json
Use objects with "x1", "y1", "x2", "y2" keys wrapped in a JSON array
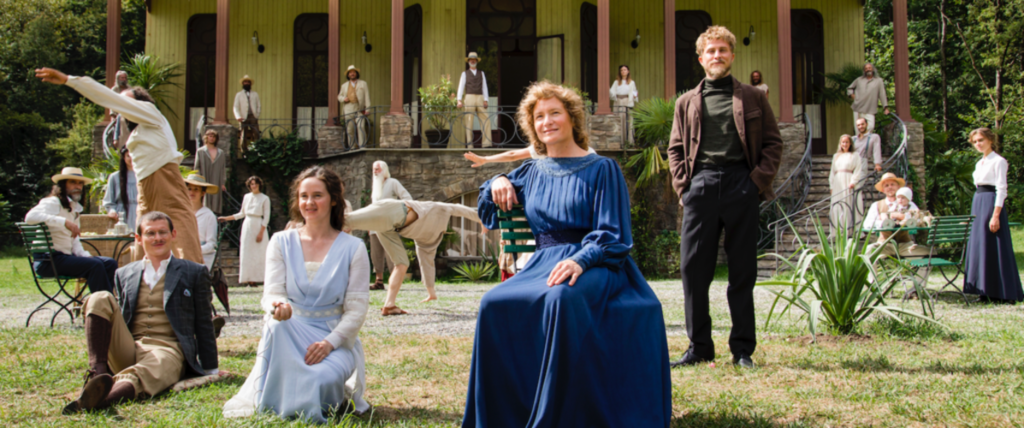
[{"x1": 223, "y1": 166, "x2": 370, "y2": 423}]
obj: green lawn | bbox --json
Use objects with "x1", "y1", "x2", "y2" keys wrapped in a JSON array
[{"x1": 0, "y1": 229, "x2": 1022, "y2": 426}]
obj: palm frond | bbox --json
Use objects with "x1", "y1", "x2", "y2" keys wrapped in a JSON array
[{"x1": 120, "y1": 53, "x2": 184, "y2": 118}]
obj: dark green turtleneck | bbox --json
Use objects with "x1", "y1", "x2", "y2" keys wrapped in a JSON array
[{"x1": 697, "y1": 77, "x2": 746, "y2": 165}]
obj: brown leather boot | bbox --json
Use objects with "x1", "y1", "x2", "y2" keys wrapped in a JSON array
[
  {"x1": 212, "y1": 315, "x2": 226, "y2": 338},
  {"x1": 98, "y1": 381, "x2": 136, "y2": 409},
  {"x1": 85, "y1": 315, "x2": 112, "y2": 375},
  {"x1": 62, "y1": 371, "x2": 113, "y2": 415}
]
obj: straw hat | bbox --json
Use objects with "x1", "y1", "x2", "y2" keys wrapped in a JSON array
[
  {"x1": 240, "y1": 75, "x2": 253, "y2": 85},
  {"x1": 346, "y1": 65, "x2": 360, "y2": 75},
  {"x1": 184, "y1": 174, "x2": 220, "y2": 194},
  {"x1": 465, "y1": 52, "x2": 480, "y2": 63},
  {"x1": 51, "y1": 167, "x2": 93, "y2": 184},
  {"x1": 873, "y1": 172, "x2": 906, "y2": 192}
]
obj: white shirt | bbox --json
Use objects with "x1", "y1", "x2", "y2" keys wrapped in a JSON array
[
  {"x1": 143, "y1": 254, "x2": 173, "y2": 290},
  {"x1": 25, "y1": 196, "x2": 90, "y2": 257},
  {"x1": 609, "y1": 80, "x2": 638, "y2": 107},
  {"x1": 66, "y1": 76, "x2": 182, "y2": 181},
  {"x1": 973, "y1": 151, "x2": 1009, "y2": 208},
  {"x1": 853, "y1": 133, "x2": 883, "y2": 165},
  {"x1": 232, "y1": 90, "x2": 262, "y2": 121},
  {"x1": 457, "y1": 69, "x2": 489, "y2": 100},
  {"x1": 196, "y1": 207, "x2": 218, "y2": 270},
  {"x1": 863, "y1": 198, "x2": 919, "y2": 230}
]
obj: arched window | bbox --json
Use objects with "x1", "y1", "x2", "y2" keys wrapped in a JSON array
[{"x1": 293, "y1": 14, "x2": 329, "y2": 141}]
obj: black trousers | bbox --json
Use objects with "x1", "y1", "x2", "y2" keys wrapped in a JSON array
[{"x1": 679, "y1": 163, "x2": 759, "y2": 359}]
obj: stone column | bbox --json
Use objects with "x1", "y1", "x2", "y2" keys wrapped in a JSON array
[
  {"x1": 380, "y1": 115, "x2": 413, "y2": 148},
  {"x1": 587, "y1": 114, "x2": 622, "y2": 150},
  {"x1": 663, "y1": 0, "x2": 675, "y2": 99},
  {"x1": 905, "y1": 121, "x2": 926, "y2": 209},
  {"x1": 772, "y1": 122, "x2": 808, "y2": 190},
  {"x1": 213, "y1": 0, "x2": 230, "y2": 125},
  {"x1": 776, "y1": 0, "x2": 794, "y2": 123}
]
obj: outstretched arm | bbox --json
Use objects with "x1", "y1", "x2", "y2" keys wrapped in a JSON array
[
  {"x1": 463, "y1": 148, "x2": 531, "y2": 167},
  {"x1": 36, "y1": 68, "x2": 164, "y2": 127}
]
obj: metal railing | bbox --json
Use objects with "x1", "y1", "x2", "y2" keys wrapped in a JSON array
[
  {"x1": 765, "y1": 113, "x2": 909, "y2": 272},
  {"x1": 757, "y1": 113, "x2": 814, "y2": 251},
  {"x1": 414, "y1": 105, "x2": 530, "y2": 149}
]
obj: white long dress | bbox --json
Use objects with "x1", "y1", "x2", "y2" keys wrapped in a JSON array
[
  {"x1": 828, "y1": 151, "x2": 865, "y2": 236},
  {"x1": 223, "y1": 230, "x2": 371, "y2": 423},
  {"x1": 231, "y1": 192, "x2": 271, "y2": 283},
  {"x1": 196, "y1": 206, "x2": 218, "y2": 270}
]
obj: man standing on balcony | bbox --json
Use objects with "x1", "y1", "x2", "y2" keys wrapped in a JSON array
[
  {"x1": 847, "y1": 63, "x2": 890, "y2": 134},
  {"x1": 35, "y1": 68, "x2": 204, "y2": 265},
  {"x1": 338, "y1": 65, "x2": 370, "y2": 148},
  {"x1": 233, "y1": 75, "x2": 261, "y2": 154},
  {"x1": 667, "y1": 26, "x2": 783, "y2": 369},
  {"x1": 369, "y1": 160, "x2": 412, "y2": 290},
  {"x1": 456, "y1": 52, "x2": 492, "y2": 148},
  {"x1": 854, "y1": 117, "x2": 884, "y2": 173}
]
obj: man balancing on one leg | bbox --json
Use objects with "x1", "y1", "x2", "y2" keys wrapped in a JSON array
[
  {"x1": 63, "y1": 212, "x2": 219, "y2": 414},
  {"x1": 346, "y1": 199, "x2": 482, "y2": 315}
]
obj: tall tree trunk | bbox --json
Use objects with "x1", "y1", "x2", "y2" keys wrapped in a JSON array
[{"x1": 939, "y1": 0, "x2": 948, "y2": 134}]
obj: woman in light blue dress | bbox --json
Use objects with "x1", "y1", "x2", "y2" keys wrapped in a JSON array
[{"x1": 224, "y1": 166, "x2": 370, "y2": 423}]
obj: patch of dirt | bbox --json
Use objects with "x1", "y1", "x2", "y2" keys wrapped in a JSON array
[{"x1": 789, "y1": 333, "x2": 874, "y2": 345}]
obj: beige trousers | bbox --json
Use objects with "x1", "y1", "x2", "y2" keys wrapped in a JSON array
[
  {"x1": 136, "y1": 163, "x2": 203, "y2": 264},
  {"x1": 82, "y1": 292, "x2": 184, "y2": 397},
  {"x1": 347, "y1": 201, "x2": 410, "y2": 267},
  {"x1": 370, "y1": 233, "x2": 395, "y2": 276},
  {"x1": 462, "y1": 94, "x2": 491, "y2": 147},
  {"x1": 343, "y1": 103, "x2": 367, "y2": 147}
]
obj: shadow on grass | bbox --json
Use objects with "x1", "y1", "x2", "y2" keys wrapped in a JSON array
[
  {"x1": 673, "y1": 410, "x2": 815, "y2": 427},
  {"x1": 357, "y1": 405, "x2": 464, "y2": 425},
  {"x1": 792, "y1": 355, "x2": 1024, "y2": 375}
]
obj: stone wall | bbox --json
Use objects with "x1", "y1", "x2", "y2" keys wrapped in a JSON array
[
  {"x1": 905, "y1": 121, "x2": 927, "y2": 209},
  {"x1": 773, "y1": 122, "x2": 808, "y2": 189},
  {"x1": 588, "y1": 114, "x2": 624, "y2": 150}
]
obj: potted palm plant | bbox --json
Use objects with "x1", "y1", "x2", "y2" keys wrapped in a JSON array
[{"x1": 417, "y1": 75, "x2": 457, "y2": 146}]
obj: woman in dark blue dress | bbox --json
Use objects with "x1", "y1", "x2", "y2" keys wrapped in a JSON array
[
  {"x1": 464, "y1": 82, "x2": 672, "y2": 427},
  {"x1": 963, "y1": 128, "x2": 1022, "y2": 303}
]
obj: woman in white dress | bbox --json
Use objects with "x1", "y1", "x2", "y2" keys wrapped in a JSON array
[
  {"x1": 224, "y1": 166, "x2": 370, "y2": 422},
  {"x1": 609, "y1": 65, "x2": 638, "y2": 144},
  {"x1": 185, "y1": 174, "x2": 219, "y2": 270},
  {"x1": 828, "y1": 134, "x2": 864, "y2": 236},
  {"x1": 219, "y1": 176, "x2": 270, "y2": 285}
]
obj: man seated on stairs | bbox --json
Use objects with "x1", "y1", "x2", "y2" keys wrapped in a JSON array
[
  {"x1": 862, "y1": 173, "x2": 930, "y2": 258},
  {"x1": 63, "y1": 211, "x2": 219, "y2": 415}
]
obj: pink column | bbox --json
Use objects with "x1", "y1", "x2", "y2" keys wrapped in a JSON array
[
  {"x1": 596, "y1": 0, "x2": 611, "y2": 115},
  {"x1": 327, "y1": 0, "x2": 339, "y2": 125},
  {"x1": 663, "y1": 0, "x2": 675, "y2": 100},
  {"x1": 776, "y1": 0, "x2": 794, "y2": 123},
  {"x1": 893, "y1": 0, "x2": 912, "y2": 122},
  {"x1": 389, "y1": 0, "x2": 405, "y2": 115},
  {"x1": 213, "y1": 0, "x2": 230, "y2": 125},
  {"x1": 104, "y1": 0, "x2": 121, "y2": 121}
]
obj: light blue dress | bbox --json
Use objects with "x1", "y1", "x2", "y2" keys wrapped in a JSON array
[{"x1": 223, "y1": 230, "x2": 369, "y2": 423}]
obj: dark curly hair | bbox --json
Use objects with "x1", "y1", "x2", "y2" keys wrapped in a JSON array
[
  {"x1": 245, "y1": 176, "x2": 264, "y2": 192},
  {"x1": 288, "y1": 166, "x2": 346, "y2": 231}
]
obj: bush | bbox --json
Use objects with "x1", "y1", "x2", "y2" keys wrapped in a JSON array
[
  {"x1": 452, "y1": 261, "x2": 496, "y2": 282},
  {"x1": 47, "y1": 100, "x2": 103, "y2": 169}
]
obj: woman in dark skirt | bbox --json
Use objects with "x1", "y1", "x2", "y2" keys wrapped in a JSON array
[{"x1": 963, "y1": 128, "x2": 1023, "y2": 303}]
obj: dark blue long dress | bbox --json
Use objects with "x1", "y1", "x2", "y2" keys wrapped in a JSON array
[{"x1": 464, "y1": 154, "x2": 672, "y2": 428}]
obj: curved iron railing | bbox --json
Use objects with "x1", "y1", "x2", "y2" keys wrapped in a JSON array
[
  {"x1": 415, "y1": 105, "x2": 534, "y2": 149},
  {"x1": 757, "y1": 113, "x2": 814, "y2": 251},
  {"x1": 765, "y1": 113, "x2": 909, "y2": 271}
]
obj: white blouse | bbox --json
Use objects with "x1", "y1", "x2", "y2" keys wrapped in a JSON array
[
  {"x1": 973, "y1": 151, "x2": 1009, "y2": 208},
  {"x1": 231, "y1": 193, "x2": 271, "y2": 226},
  {"x1": 195, "y1": 206, "x2": 218, "y2": 270},
  {"x1": 609, "y1": 80, "x2": 638, "y2": 107},
  {"x1": 261, "y1": 234, "x2": 370, "y2": 351}
]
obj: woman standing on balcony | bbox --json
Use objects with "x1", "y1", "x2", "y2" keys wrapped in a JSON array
[
  {"x1": 964, "y1": 128, "x2": 1022, "y2": 303},
  {"x1": 609, "y1": 65, "x2": 638, "y2": 144},
  {"x1": 828, "y1": 134, "x2": 864, "y2": 236},
  {"x1": 219, "y1": 176, "x2": 271, "y2": 286},
  {"x1": 196, "y1": 129, "x2": 227, "y2": 214}
]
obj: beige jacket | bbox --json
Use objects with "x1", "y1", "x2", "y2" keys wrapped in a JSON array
[
  {"x1": 337, "y1": 80, "x2": 371, "y2": 112},
  {"x1": 233, "y1": 90, "x2": 262, "y2": 120}
]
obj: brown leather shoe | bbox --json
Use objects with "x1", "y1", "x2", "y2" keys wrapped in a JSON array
[
  {"x1": 369, "y1": 279, "x2": 385, "y2": 290},
  {"x1": 212, "y1": 315, "x2": 226, "y2": 338},
  {"x1": 62, "y1": 372, "x2": 113, "y2": 415}
]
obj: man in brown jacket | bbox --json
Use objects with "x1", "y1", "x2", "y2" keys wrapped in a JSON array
[{"x1": 667, "y1": 26, "x2": 783, "y2": 369}]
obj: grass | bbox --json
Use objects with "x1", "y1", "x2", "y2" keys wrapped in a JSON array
[{"x1": 0, "y1": 229, "x2": 1023, "y2": 426}]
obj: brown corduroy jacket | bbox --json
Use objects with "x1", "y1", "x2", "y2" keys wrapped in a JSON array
[{"x1": 667, "y1": 75, "x2": 784, "y2": 206}]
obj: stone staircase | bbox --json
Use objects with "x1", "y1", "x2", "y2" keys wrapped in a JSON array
[
  {"x1": 756, "y1": 154, "x2": 836, "y2": 278},
  {"x1": 216, "y1": 244, "x2": 241, "y2": 287}
]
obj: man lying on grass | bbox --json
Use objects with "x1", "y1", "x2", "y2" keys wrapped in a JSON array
[{"x1": 63, "y1": 211, "x2": 219, "y2": 415}]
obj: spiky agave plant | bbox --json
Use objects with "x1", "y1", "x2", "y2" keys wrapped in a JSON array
[{"x1": 453, "y1": 261, "x2": 497, "y2": 283}]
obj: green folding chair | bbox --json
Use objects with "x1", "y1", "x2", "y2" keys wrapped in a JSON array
[
  {"x1": 497, "y1": 205, "x2": 533, "y2": 274},
  {"x1": 905, "y1": 215, "x2": 975, "y2": 304},
  {"x1": 16, "y1": 223, "x2": 89, "y2": 327}
]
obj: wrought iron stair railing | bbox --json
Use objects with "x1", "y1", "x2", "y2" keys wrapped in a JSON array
[{"x1": 757, "y1": 113, "x2": 814, "y2": 251}]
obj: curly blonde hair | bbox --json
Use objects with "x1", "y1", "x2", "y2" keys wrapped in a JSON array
[
  {"x1": 695, "y1": 25, "x2": 736, "y2": 55},
  {"x1": 516, "y1": 81, "x2": 590, "y2": 156}
]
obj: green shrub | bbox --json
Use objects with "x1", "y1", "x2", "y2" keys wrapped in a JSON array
[
  {"x1": 47, "y1": 100, "x2": 103, "y2": 169},
  {"x1": 452, "y1": 261, "x2": 496, "y2": 282}
]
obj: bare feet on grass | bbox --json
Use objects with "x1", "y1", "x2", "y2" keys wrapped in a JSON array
[{"x1": 420, "y1": 296, "x2": 438, "y2": 303}]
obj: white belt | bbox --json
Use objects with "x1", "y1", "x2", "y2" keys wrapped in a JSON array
[{"x1": 292, "y1": 305, "x2": 343, "y2": 318}]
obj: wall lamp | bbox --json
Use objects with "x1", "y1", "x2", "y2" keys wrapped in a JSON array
[
  {"x1": 362, "y1": 31, "x2": 373, "y2": 52},
  {"x1": 630, "y1": 29, "x2": 640, "y2": 49},
  {"x1": 252, "y1": 31, "x2": 265, "y2": 53},
  {"x1": 743, "y1": 25, "x2": 755, "y2": 46}
]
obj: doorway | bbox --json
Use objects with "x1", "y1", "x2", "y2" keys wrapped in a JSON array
[
  {"x1": 404, "y1": 5, "x2": 424, "y2": 147},
  {"x1": 467, "y1": 0, "x2": 537, "y2": 146},
  {"x1": 675, "y1": 11, "x2": 712, "y2": 93},
  {"x1": 185, "y1": 14, "x2": 217, "y2": 155},
  {"x1": 293, "y1": 14, "x2": 329, "y2": 142},
  {"x1": 792, "y1": 9, "x2": 826, "y2": 154},
  {"x1": 580, "y1": 3, "x2": 597, "y2": 104}
]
